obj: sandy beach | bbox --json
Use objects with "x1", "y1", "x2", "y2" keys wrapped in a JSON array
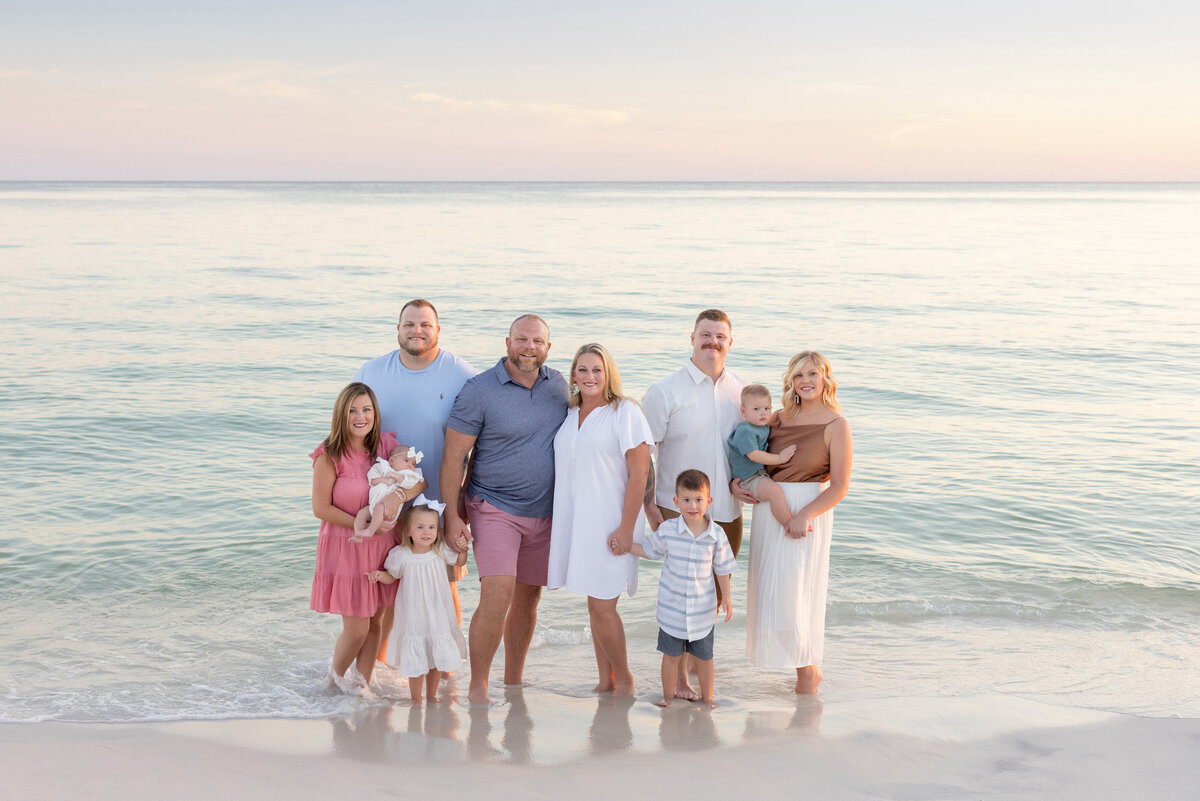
[{"x1": 5, "y1": 689, "x2": 1196, "y2": 801}]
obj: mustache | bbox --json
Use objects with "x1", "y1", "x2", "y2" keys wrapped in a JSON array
[{"x1": 701, "y1": 343, "x2": 724, "y2": 350}]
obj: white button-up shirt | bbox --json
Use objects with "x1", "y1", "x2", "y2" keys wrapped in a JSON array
[
  {"x1": 639, "y1": 516, "x2": 737, "y2": 641},
  {"x1": 642, "y1": 361, "x2": 747, "y2": 522}
]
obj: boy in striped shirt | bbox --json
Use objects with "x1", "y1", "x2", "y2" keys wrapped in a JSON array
[{"x1": 627, "y1": 469, "x2": 736, "y2": 707}]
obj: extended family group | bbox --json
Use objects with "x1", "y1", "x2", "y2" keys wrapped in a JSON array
[{"x1": 310, "y1": 302, "x2": 852, "y2": 707}]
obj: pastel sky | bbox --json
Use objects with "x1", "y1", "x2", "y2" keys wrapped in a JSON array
[{"x1": 3, "y1": 0, "x2": 1199, "y2": 180}]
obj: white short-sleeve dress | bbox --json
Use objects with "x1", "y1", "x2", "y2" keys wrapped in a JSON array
[
  {"x1": 547, "y1": 399, "x2": 654, "y2": 600},
  {"x1": 382, "y1": 544, "x2": 467, "y2": 677}
]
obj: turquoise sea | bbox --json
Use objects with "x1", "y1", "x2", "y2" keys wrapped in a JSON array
[{"x1": 1, "y1": 182, "x2": 1197, "y2": 731}]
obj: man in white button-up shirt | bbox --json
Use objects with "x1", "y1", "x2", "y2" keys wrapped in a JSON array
[
  {"x1": 642, "y1": 309, "x2": 751, "y2": 543},
  {"x1": 641, "y1": 309, "x2": 750, "y2": 701}
]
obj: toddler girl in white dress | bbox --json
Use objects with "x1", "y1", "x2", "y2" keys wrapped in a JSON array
[{"x1": 366, "y1": 496, "x2": 467, "y2": 704}]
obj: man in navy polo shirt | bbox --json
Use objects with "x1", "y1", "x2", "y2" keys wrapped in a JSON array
[{"x1": 441, "y1": 314, "x2": 569, "y2": 705}]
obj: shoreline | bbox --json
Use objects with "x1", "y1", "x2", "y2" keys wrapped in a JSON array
[{"x1": 5, "y1": 693, "x2": 1196, "y2": 800}]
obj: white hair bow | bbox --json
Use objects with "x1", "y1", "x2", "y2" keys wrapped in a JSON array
[
  {"x1": 411, "y1": 494, "x2": 445, "y2": 515},
  {"x1": 406, "y1": 446, "x2": 424, "y2": 464}
]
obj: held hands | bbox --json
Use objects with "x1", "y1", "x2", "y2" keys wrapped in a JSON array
[
  {"x1": 608, "y1": 528, "x2": 633, "y2": 556},
  {"x1": 446, "y1": 514, "x2": 472, "y2": 554}
]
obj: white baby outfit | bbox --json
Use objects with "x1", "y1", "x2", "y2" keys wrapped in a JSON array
[{"x1": 366, "y1": 458, "x2": 423, "y2": 510}]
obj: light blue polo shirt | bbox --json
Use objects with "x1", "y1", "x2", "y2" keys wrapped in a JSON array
[{"x1": 353, "y1": 348, "x2": 477, "y2": 502}]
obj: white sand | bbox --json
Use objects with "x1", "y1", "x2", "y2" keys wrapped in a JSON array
[{"x1": 4, "y1": 691, "x2": 1196, "y2": 801}]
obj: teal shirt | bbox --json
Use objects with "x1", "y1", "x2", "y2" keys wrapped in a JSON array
[{"x1": 727, "y1": 421, "x2": 769, "y2": 482}]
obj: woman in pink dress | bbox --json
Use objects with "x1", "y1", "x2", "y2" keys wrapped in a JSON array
[{"x1": 311, "y1": 382, "x2": 427, "y2": 693}]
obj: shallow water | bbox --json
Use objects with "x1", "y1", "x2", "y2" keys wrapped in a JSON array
[{"x1": 1, "y1": 181, "x2": 1197, "y2": 723}]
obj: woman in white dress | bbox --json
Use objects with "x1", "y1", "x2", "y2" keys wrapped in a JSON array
[
  {"x1": 744, "y1": 350, "x2": 852, "y2": 695},
  {"x1": 547, "y1": 343, "x2": 652, "y2": 695}
]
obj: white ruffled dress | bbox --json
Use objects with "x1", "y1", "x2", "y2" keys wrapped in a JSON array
[{"x1": 382, "y1": 544, "x2": 467, "y2": 677}]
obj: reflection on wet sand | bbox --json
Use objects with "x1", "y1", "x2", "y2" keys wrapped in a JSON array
[
  {"x1": 659, "y1": 704, "x2": 720, "y2": 751},
  {"x1": 324, "y1": 687, "x2": 822, "y2": 765},
  {"x1": 587, "y1": 695, "x2": 635, "y2": 756},
  {"x1": 743, "y1": 697, "x2": 824, "y2": 740}
]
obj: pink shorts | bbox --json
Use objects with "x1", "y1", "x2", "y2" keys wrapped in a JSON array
[{"x1": 466, "y1": 496, "x2": 552, "y2": 586}]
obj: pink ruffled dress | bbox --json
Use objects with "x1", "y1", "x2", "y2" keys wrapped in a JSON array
[{"x1": 310, "y1": 432, "x2": 401, "y2": 617}]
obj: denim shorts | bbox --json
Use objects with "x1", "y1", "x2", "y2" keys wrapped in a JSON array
[{"x1": 657, "y1": 626, "x2": 714, "y2": 661}]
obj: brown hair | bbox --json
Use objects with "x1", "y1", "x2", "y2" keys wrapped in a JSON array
[
  {"x1": 322, "y1": 382, "x2": 381, "y2": 463},
  {"x1": 779, "y1": 351, "x2": 842, "y2": 416},
  {"x1": 394, "y1": 504, "x2": 446, "y2": 550},
  {"x1": 567, "y1": 343, "x2": 629, "y2": 409},
  {"x1": 693, "y1": 308, "x2": 731, "y2": 331},
  {"x1": 674, "y1": 469, "x2": 711, "y2": 495},
  {"x1": 399, "y1": 298, "x2": 438, "y2": 323}
]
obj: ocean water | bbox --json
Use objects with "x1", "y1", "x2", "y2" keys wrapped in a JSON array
[{"x1": 1, "y1": 182, "x2": 1197, "y2": 728}]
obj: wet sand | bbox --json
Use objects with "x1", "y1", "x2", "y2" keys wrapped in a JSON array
[{"x1": 4, "y1": 689, "x2": 1195, "y2": 801}]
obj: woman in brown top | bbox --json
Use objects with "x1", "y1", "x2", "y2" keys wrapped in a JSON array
[{"x1": 744, "y1": 350, "x2": 852, "y2": 694}]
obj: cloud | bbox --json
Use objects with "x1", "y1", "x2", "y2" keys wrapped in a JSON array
[
  {"x1": 409, "y1": 91, "x2": 631, "y2": 126},
  {"x1": 196, "y1": 64, "x2": 309, "y2": 99}
]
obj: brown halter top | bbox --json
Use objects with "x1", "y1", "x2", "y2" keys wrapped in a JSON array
[{"x1": 766, "y1": 417, "x2": 840, "y2": 483}]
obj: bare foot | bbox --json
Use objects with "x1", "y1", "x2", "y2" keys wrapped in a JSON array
[
  {"x1": 655, "y1": 698, "x2": 673, "y2": 708},
  {"x1": 794, "y1": 666, "x2": 823, "y2": 694},
  {"x1": 593, "y1": 680, "x2": 615, "y2": 693},
  {"x1": 467, "y1": 684, "x2": 491, "y2": 705},
  {"x1": 702, "y1": 697, "x2": 716, "y2": 708},
  {"x1": 674, "y1": 681, "x2": 700, "y2": 702},
  {"x1": 613, "y1": 680, "x2": 635, "y2": 697}
]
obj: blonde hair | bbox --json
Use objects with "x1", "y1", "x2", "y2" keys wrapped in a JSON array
[
  {"x1": 740, "y1": 383, "x2": 771, "y2": 403},
  {"x1": 322, "y1": 383, "x2": 381, "y2": 463},
  {"x1": 567, "y1": 343, "x2": 629, "y2": 409},
  {"x1": 780, "y1": 351, "x2": 841, "y2": 416},
  {"x1": 395, "y1": 504, "x2": 446, "y2": 550}
]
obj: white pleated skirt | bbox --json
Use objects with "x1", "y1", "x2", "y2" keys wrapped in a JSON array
[{"x1": 745, "y1": 481, "x2": 832, "y2": 669}]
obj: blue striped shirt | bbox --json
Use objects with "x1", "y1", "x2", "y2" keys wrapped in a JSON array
[{"x1": 639, "y1": 516, "x2": 737, "y2": 641}]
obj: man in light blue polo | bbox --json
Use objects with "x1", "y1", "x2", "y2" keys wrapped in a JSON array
[
  {"x1": 354, "y1": 299, "x2": 476, "y2": 657},
  {"x1": 353, "y1": 299, "x2": 477, "y2": 504},
  {"x1": 441, "y1": 314, "x2": 568, "y2": 705}
]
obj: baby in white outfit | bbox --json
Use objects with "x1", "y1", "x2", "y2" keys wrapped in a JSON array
[{"x1": 352, "y1": 445, "x2": 424, "y2": 541}]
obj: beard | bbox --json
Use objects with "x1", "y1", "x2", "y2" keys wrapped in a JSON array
[
  {"x1": 400, "y1": 334, "x2": 437, "y2": 357},
  {"x1": 508, "y1": 350, "x2": 546, "y2": 373}
]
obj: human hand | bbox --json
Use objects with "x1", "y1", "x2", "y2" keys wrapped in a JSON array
[
  {"x1": 730, "y1": 478, "x2": 757, "y2": 504},
  {"x1": 780, "y1": 444, "x2": 797, "y2": 462},
  {"x1": 447, "y1": 514, "x2": 472, "y2": 553},
  {"x1": 785, "y1": 512, "x2": 814, "y2": 539},
  {"x1": 644, "y1": 503, "x2": 665, "y2": 532},
  {"x1": 365, "y1": 570, "x2": 383, "y2": 583},
  {"x1": 721, "y1": 596, "x2": 733, "y2": 622},
  {"x1": 608, "y1": 528, "x2": 632, "y2": 556}
]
